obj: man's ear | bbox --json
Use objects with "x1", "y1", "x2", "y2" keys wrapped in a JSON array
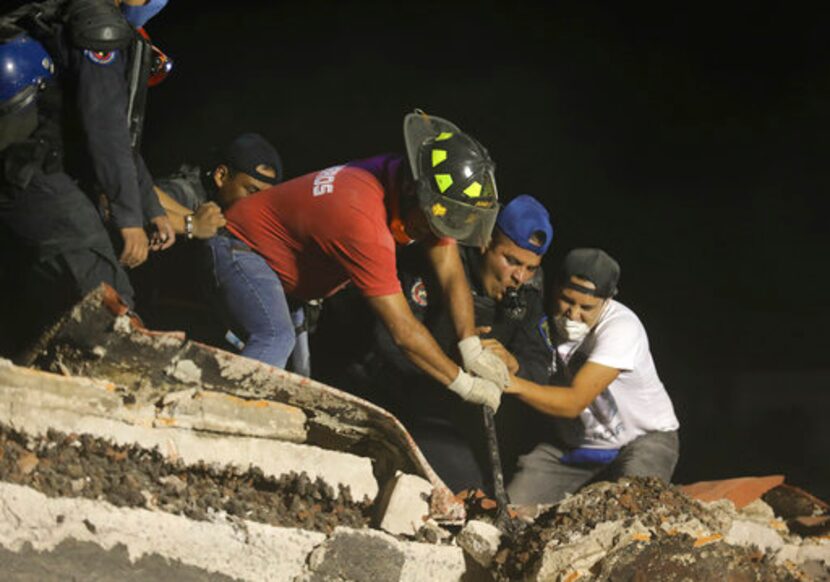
[{"x1": 213, "y1": 164, "x2": 230, "y2": 188}]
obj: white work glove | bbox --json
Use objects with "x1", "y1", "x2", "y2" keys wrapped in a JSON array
[
  {"x1": 447, "y1": 368, "x2": 501, "y2": 412},
  {"x1": 458, "y1": 335, "x2": 510, "y2": 389}
]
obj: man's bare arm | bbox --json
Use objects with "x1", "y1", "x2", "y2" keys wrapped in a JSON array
[
  {"x1": 366, "y1": 292, "x2": 460, "y2": 384},
  {"x1": 425, "y1": 243, "x2": 475, "y2": 340},
  {"x1": 154, "y1": 186, "x2": 190, "y2": 233},
  {"x1": 154, "y1": 186, "x2": 226, "y2": 238},
  {"x1": 506, "y1": 361, "x2": 621, "y2": 418},
  {"x1": 366, "y1": 292, "x2": 502, "y2": 410}
]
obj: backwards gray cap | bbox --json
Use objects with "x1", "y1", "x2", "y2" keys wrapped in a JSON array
[{"x1": 560, "y1": 248, "x2": 620, "y2": 298}]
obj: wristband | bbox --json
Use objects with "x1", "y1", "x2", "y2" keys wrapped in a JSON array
[{"x1": 184, "y1": 213, "x2": 194, "y2": 240}]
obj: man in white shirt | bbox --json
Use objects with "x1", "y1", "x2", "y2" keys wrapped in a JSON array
[{"x1": 491, "y1": 248, "x2": 680, "y2": 505}]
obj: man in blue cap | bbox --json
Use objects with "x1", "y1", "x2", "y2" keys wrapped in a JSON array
[{"x1": 351, "y1": 194, "x2": 556, "y2": 493}]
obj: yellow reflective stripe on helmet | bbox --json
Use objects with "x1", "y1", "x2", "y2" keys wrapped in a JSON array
[
  {"x1": 435, "y1": 132, "x2": 453, "y2": 141},
  {"x1": 434, "y1": 174, "x2": 453, "y2": 193},
  {"x1": 431, "y1": 149, "x2": 447, "y2": 167},
  {"x1": 431, "y1": 202, "x2": 447, "y2": 217},
  {"x1": 463, "y1": 181, "x2": 482, "y2": 198}
]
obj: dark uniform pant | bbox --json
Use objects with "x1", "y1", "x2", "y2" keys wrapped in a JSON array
[{"x1": 0, "y1": 170, "x2": 133, "y2": 351}]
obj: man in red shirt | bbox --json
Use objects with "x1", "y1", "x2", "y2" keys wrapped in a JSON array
[{"x1": 205, "y1": 111, "x2": 508, "y2": 410}]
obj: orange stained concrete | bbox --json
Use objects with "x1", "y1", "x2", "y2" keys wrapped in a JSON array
[{"x1": 679, "y1": 475, "x2": 785, "y2": 509}]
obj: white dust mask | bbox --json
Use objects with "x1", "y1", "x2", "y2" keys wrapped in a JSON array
[{"x1": 554, "y1": 316, "x2": 591, "y2": 342}]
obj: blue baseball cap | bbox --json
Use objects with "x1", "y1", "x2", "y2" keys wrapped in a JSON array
[{"x1": 495, "y1": 195, "x2": 553, "y2": 255}]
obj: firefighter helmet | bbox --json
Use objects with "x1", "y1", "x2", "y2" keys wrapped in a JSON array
[{"x1": 403, "y1": 110, "x2": 500, "y2": 247}]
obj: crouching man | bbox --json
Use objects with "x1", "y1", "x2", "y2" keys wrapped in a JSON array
[{"x1": 490, "y1": 248, "x2": 680, "y2": 504}]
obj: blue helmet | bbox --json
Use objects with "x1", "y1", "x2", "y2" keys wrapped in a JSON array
[{"x1": 0, "y1": 30, "x2": 53, "y2": 150}]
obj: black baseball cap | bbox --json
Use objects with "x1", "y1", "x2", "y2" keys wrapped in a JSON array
[
  {"x1": 560, "y1": 248, "x2": 620, "y2": 298},
  {"x1": 222, "y1": 133, "x2": 282, "y2": 185}
]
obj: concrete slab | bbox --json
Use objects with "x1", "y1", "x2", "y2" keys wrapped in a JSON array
[
  {"x1": 158, "y1": 388, "x2": 308, "y2": 441},
  {"x1": 22, "y1": 285, "x2": 466, "y2": 522},
  {"x1": 0, "y1": 361, "x2": 377, "y2": 501},
  {"x1": 0, "y1": 482, "x2": 325, "y2": 582},
  {"x1": 302, "y1": 527, "x2": 466, "y2": 582}
]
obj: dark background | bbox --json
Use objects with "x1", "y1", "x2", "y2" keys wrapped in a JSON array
[
  {"x1": 138, "y1": 2, "x2": 830, "y2": 498},
  {"x1": 12, "y1": 1, "x2": 830, "y2": 497}
]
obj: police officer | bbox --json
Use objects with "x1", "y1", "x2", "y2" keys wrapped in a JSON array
[{"x1": 0, "y1": 0, "x2": 172, "y2": 352}]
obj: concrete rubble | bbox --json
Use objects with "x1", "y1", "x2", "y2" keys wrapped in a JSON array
[
  {"x1": 457, "y1": 520, "x2": 503, "y2": 568},
  {"x1": 492, "y1": 477, "x2": 830, "y2": 581},
  {"x1": 376, "y1": 472, "x2": 433, "y2": 536},
  {"x1": 1, "y1": 285, "x2": 829, "y2": 580}
]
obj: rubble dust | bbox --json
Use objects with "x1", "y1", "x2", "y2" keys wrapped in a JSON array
[{"x1": 0, "y1": 423, "x2": 371, "y2": 534}]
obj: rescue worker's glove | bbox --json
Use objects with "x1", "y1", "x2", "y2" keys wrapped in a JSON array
[
  {"x1": 448, "y1": 368, "x2": 501, "y2": 412},
  {"x1": 458, "y1": 336, "x2": 510, "y2": 389}
]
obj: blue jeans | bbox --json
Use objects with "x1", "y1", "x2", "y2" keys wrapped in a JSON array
[{"x1": 205, "y1": 234, "x2": 309, "y2": 375}]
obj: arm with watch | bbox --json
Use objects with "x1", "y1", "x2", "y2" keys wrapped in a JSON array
[{"x1": 154, "y1": 186, "x2": 226, "y2": 239}]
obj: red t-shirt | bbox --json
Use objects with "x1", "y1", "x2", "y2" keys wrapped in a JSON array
[{"x1": 225, "y1": 164, "x2": 402, "y2": 300}]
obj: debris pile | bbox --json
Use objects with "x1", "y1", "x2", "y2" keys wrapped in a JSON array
[
  {"x1": 489, "y1": 476, "x2": 828, "y2": 581},
  {"x1": 0, "y1": 423, "x2": 370, "y2": 533}
]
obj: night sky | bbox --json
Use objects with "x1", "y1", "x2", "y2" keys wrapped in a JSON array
[{"x1": 10, "y1": 2, "x2": 830, "y2": 497}]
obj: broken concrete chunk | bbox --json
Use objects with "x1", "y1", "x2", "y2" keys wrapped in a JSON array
[
  {"x1": 740, "y1": 498, "x2": 777, "y2": 522},
  {"x1": 164, "y1": 359, "x2": 202, "y2": 385},
  {"x1": 112, "y1": 315, "x2": 133, "y2": 335},
  {"x1": 456, "y1": 520, "x2": 502, "y2": 567},
  {"x1": 302, "y1": 528, "x2": 465, "y2": 582},
  {"x1": 536, "y1": 536, "x2": 606, "y2": 581},
  {"x1": 413, "y1": 518, "x2": 452, "y2": 544},
  {"x1": 725, "y1": 519, "x2": 786, "y2": 553},
  {"x1": 700, "y1": 498, "x2": 737, "y2": 533},
  {"x1": 377, "y1": 472, "x2": 432, "y2": 537},
  {"x1": 797, "y1": 540, "x2": 830, "y2": 566}
]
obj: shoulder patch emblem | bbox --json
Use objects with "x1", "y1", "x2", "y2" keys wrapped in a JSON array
[
  {"x1": 410, "y1": 278, "x2": 428, "y2": 307},
  {"x1": 85, "y1": 50, "x2": 116, "y2": 65},
  {"x1": 538, "y1": 315, "x2": 554, "y2": 352}
]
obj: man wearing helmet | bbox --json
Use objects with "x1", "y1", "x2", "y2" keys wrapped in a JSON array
[{"x1": 205, "y1": 111, "x2": 509, "y2": 409}]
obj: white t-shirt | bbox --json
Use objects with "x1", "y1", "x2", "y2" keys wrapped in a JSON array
[{"x1": 554, "y1": 300, "x2": 679, "y2": 449}]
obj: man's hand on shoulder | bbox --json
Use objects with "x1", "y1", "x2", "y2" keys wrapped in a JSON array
[{"x1": 458, "y1": 335, "x2": 510, "y2": 388}]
